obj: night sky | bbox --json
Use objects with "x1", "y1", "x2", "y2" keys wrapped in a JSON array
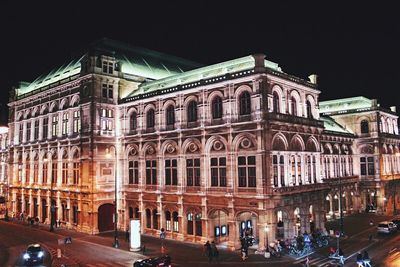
[{"x1": 1, "y1": 1, "x2": 399, "y2": 124}]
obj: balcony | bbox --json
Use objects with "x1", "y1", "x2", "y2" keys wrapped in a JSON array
[
  {"x1": 267, "y1": 112, "x2": 324, "y2": 128},
  {"x1": 272, "y1": 182, "x2": 329, "y2": 195}
]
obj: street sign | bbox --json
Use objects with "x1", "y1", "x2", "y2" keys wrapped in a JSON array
[
  {"x1": 65, "y1": 237, "x2": 72, "y2": 244},
  {"x1": 335, "y1": 231, "x2": 340, "y2": 238}
]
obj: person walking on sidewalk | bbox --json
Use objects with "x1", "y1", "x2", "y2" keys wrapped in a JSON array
[
  {"x1": 211, "y1": 241, "x2": 219, "y2": 263},
  {"x1": 338, "y1": 248, "x2": 345, "y2": 266},
  {"x1": 125, "y1": 229, "x2": 130, "y2": 242}
]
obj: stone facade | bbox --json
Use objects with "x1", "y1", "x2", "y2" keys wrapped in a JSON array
[{"x1": 2, "y1": 39, "x2": 399, "y2": 249}]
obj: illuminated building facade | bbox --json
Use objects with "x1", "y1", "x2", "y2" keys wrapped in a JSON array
[{"x1": 5, "y1": 39, "x2": 400, "y2": 249}]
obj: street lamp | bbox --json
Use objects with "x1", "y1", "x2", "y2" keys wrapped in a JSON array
[
  {"x1": 264, "y1": 225, "x2": 269, "y2": 252},
  {"x1": 44, "y1": 157, "x2": 55, "y2": 232},
  {"x1": 106, "y1": 147, "x2": 119, "y2": 248},
  {"x1": 338, "y1": 175, "x2": 344, "y2": 236}
]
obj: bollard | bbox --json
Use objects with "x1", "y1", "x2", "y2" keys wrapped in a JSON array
[{"x1": 57, "y1": 248, "x2": 62, "y2": 258}]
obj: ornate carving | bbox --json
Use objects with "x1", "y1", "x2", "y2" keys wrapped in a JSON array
[
  {"x1": 129, "y1": 148, "x2": 137, "y2": 156},
  {"x1": 166, "y1": 143, "x2": 176, "y2": 154},
  {"x1": 213, "y1": 140, "x2": 224, "y2": 151},
  {"x1": 147, "y1": 146, "x2": 155, "y2": 155},
  {"x1": 240, "y1": 138, "x2": 252, "y2": 149},
  {"x1": 188, "y1": 142, "x2": 198, "y2": 153}
]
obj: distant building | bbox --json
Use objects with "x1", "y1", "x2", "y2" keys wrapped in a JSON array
[{"x1": 3, "y1": 38, "x2": 399, "y2": 249}]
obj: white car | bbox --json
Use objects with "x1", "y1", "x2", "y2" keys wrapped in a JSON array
[{"x1": 377, "y1": 221, "x2": 396, "y2": 234}]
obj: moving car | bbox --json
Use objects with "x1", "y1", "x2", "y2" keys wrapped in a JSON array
[
  {"x1": 377, "y1": 221, "x2": 396, "y2": 234},
  {"x1": 391, "y1": 217, "x2": 400, "y2": 229},
  {"x1": 23, "y1": 244, "x2": 45, "y2": 265},
  {"x1": 133, "y1": 255, "x2": 172, "y2": 267}
]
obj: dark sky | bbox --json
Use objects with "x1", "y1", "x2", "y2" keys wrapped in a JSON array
[{"x1": 1, "y1": 1, "x2": 399, "y2": 124}]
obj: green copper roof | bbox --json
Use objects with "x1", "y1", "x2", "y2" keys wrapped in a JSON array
[
  {"x1": 320, "y1": 115, "x2": 354, "y2": 134},
  {"x1": 16, "y1": 56, "x2": 83, "y2": 96},
  {"x1": 129, "y1": 55, "x2": 282, "y2": 96},
  {"x1": 319, "y1": 96, "x2": 375, "y2": 114}
]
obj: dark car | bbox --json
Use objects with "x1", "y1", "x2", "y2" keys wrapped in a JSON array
[
  {"x1": 133, "y1": 255, "x2": 172, "y2": 267},
  {"x1": 23, "y1": 244, "x2": 44, "y2": 265},
  {"x1": 392, "y1": 217, "x2": 400, "y2": 229}
]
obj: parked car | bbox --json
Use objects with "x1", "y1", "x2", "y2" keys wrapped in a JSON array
[
  {"x1": 377, "y1": 221, "x2": 396, "y2": 234},
  {"x1": 391, "y1": 217, "x2": 400, "y2": 229},
  {"x1": 23, "y1": 244, "x2": 44, "y2": 265},
  {"x1": 133, "y1": 255, "x2": 172, "y2": 267}
]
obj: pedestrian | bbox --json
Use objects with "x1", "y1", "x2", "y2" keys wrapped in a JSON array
[
  {"x1": 241, "y1": 246, "x2": 247, "y2": 261},
  {"x1": 338, "y1": 248, "x2": 344, "y2": 266},
  {"x1": 125, "y1": 229, "x2": 130, "y2": 242},
  {"x1": 203, "y1": 241, "x2": 210, "y2": 257},
  {"x1": 206, "y1": 241, "x2": 213, "y2": 263},
  {"x1": 356, "y1": 251, "x2": 363, "y2": 267},
  {"x1": 304, "y1": 256, "x2": 310, "y2": 267},
  {"x1": 368, "y1": 234, "x2": 373, "y2": 242},
  {"x1": 363, "y1": 250, "x2": 371, "y2": 267},
  {"x1": 211, "y1": 241, "x2": 219, "y2": 263}
]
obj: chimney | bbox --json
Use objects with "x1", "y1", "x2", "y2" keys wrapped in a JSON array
[
  {"x1": 390, "y1": 106, "x2": 397, "y2": 113},
  {"x1": 308, "y1": 74, "x2": 318, "y2": 84}
]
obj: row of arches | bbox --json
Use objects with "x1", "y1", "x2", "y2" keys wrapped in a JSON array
[{"x1": 16, "y1": 95, "x2": 80, "y2": 121}]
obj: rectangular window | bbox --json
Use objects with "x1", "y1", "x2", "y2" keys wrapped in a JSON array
[
  {"x1": 62, "y1": 162, "x2": 68, "y2": 184},
  {"x1": 360, "y1": 157, "x2": 367, "y2": 175},
  {"x1": 273, "y1": 155, "x2": 278, "y2": 187},
  {"x1": 210, "y1": 157, "x2": 226, "y2": 187},
  {"x1": 367, "y1": 157, "x2": 375, "y2": 175},
  {"x1": 128, "y1": 160, "x2": 139, "y2": 184},
  {"x1": 73, "y1": 205, "x2": 78, "y2": 224},
  {"x1": 186, "y1": 158, "x2": 200, "y2": 186},
  {"x1": 42, "y1": 162, "x2": 48, "y2": 184},
  {"x1": 34, "y1": 120, "x2": 39, "y2": 140},
  {"x1": 26, "y1": 122, "x2": 31, "y2": 142},
  {"x1": 146, "y1": 160, "x2": 157, "y2": 185},
  {"x1": 165, "y1": 159, "x2": 178, "y2": 186},
  {"x1": 100, "y1": 108, "x2": 113, "y2": 132},
  {"x1": 19, "y1": 124, "x2": 23, "y2": 143},
  {"x1": 73, "y1": 110, "x2": 81, "y2": 133},
  {"x1": 102, "y1": 61, "x2": 114, "y2": 74},
  {"x1": 73, "y1": 162, "x2": 80, "y2": 184},
  {"x1": 238, "y1": 156, "x2": 256, "y2": 187},
  {"x1": 25, "y1": 162, "x2": 31, "y2": 183},
  {"x1": 52, "y1": 162, "x2": 57, "y2": 184},
  {"x1": 43, "y1": 117, "x2": 48, "y2": 139},
  {"x1": 62, "y1": 113, "x2": 69, "y2": 135},
  {"x1": 33, "y1": 163, "x2": 38, "y2": 183},
  {"x1": 52, "y1": 115, "x2": 58, "y2": 137}
]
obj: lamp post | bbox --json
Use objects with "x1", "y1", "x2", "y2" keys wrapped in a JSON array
[
  {"x1": 264, "y1": 225, "x2": 269, "y2": 252},
  {"x1": 45, "y1": 157, "x2": 55, "y2": 232},
  {"x1": 338, "y1": 176, "x2": 344, "y2": 236},
  {"x1": 106, "y1": 147, "x2": 119, "y2": 248}
]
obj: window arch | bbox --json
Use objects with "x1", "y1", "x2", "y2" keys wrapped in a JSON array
[
  {"x1": 187, "y1": 101, "x2": 197, "y2": 122},
  {"x1": 306, "y1": 100, "x2": 313, "y2": 119},
  {"x1": 130, "y1": 112, "x2": 137, "y2": 131},
  {"x1": 239, "y1": 91, "x2": 251, "y2": 115},
  {"x1": 166, "y1": 105, "x2": 175, "y2": 126},
  {"x1": 290, "y1": 97, "x2": 297, "y2": 116},
  {"x1": 273, "y1": 92, "x2": 280, "y2": 113},
  {"x1": 146, "y1": 109, "x2": 155, "y2": 128},
  {"x1": 361, "y1": 120, "x2": 369, "y2": 134},
  {"x1": 152, "y1": 209, "x2": 158, "y2": 229},
  {"x1": 211, "y1": 96, "x2": 223, "y2": 119}
]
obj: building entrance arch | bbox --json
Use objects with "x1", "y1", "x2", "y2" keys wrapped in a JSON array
[
  {"x1": 98, "y1": 203, "x2": 115, "y2": 232},
  {"x1": 209, "y1": 209, "x2": 229, "y2": 243}
]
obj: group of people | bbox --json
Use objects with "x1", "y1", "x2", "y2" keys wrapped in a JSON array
[
  {"x1": 356, "y1": 251, "x2": 371, "y2": 267},
  {"x1": 203, "y1": 241, "x2": 219, "y2": 263}
]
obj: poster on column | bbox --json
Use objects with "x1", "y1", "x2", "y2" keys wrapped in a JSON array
[{"x1": 130, "y1": 219, "x2": 141, "y2": 251}]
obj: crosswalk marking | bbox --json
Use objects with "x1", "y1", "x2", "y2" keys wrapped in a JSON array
[{"x1": 84, "y1": 262, "x2": 128, "y2": 267}]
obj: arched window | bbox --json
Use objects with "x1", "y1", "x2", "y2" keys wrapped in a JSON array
[
  {"x1": 173, "y1": 211, "x2": 179, "y2": 232},
  {"x1": 361, "y1": 120, "x2": 369, "y2": 134},
  {"x1": 290, "y1": 97, "x2": 297, "y2": 116},
  {"x1": 211, "y1": 96, "x2": 223, "y2": 119},
  {"x1": 166, "y1": 105, "x2": 175, "y2": 126},
  {"x1": 130, "y1": 112, "x2": 137, "y2": 131},
  {"x1": 165, "y1": 211, "x2": 171, "y2": 231},
  {"x1": 135, "y1": 207, "x2": 140, "y2": 219},
  {"x1": 273, "y1": 92, "x2": 280, "y2": 113},
  {"x1": 187, "y1": 213, "x2": 194, "y2": 235},
  {"x1": 239, "y1": 91, "x2": 251, "y2": 115},
  {"x1": 187, "y1": 101, "x2": 197, "y2": 122},
  {"x1": 152, "y1": 209, "x2": 158, "y2": 229},
  {"x1": 306, "y1": 100, "x2": 313, "y2": 119},
  {"x1": 146, "y1": 209, "x2": 151, "y2": 228},
  {"x1": 146, "y1": 109, "x2": 155, "y2": 128}
]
